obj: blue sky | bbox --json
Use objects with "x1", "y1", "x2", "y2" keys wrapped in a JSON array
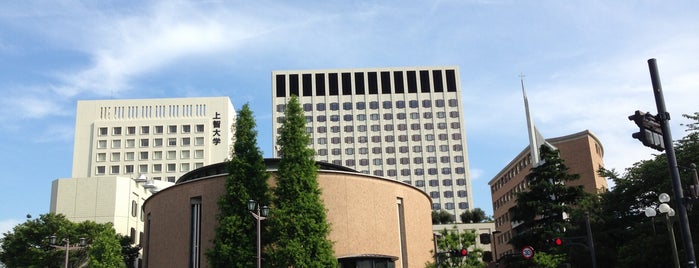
[{"x1": 1, "y1": 1, "x2": 698, "y2": 234}]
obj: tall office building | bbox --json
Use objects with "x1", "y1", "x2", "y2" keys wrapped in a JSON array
[
  {"x1": 271, "y1": 66, "x2": 474, "y2": 220},
  {"x1": 51, "y1": 97, "x2": 235, "y2": 239}
]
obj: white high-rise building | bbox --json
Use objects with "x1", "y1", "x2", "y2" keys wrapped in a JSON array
[
  {"x1": 69, "y1": 97, "x2": 235, "y2": 181},
  {"x1": 51, "y1": 97, "x2": 235, "y2": 241},
  {"x1": 271, "y1": 66, "x2": 474, "y2": 221}
]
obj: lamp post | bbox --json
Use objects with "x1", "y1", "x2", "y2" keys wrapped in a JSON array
[
  {"x1": 433, "y1": 232, "x2": 442, "y2": 267},
  {"x1": 50, "y1": 236, "x2": 86, "y2": 268},
  {"x1": 644, "y1": 193, "x2": 680, "y2": 268},
  {"x1": 248, "y1": 199, "x2": 269, "y2": 268}
]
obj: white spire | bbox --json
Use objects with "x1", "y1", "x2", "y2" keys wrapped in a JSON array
[{"x1": 521, "y1": 75, "x2": 555, "y2": 166}]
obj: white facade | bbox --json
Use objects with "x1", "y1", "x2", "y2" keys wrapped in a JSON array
[
  {"x1": 271, "y1": 66, "x2": 474, "y2": 221},
  {"x1": 50, "y1": 176, "x2": 173, "y2": 239},
  {"x1": 51, "y1": 97, "x2": 235, "y2": 239},
  {"x1": 71, "y1": 97, "x2": 235, "y2": 181},
  {"x1": 433, "y1": 222, "x2": 497, "y2": 253}
]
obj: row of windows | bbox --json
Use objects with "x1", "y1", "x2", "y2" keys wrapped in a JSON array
[
  {"x1": 431, "y1": 202, "x2": 468, "y2": 210},
  {"x1": 317, "y1": 144, "x2": 463, "y2": 155},
  {"x1": 96, "y1": 137, "x2": 206, "y2": 149},
  {"x1": 345, "y1": 166, "x2": 466, "y2": 176},
  {"x1": 274, "y1": 69, "x2": 458, "y2": 97},
  {"x1": 406, "y1": 178, "x2": 468, "y2": 187},
  {"x1": 315, "y1": 134, "x2": 461, "y2": 144},
  {"x1": 96, "y1": 149, "x2": 205, "y2": 162},
  {"x1": 429, "y1": 190, "x2": 469, "y2": 198},
  {"x1": 321, "y1": 154, "x2": 464, "y2": 164},
  {"x1": 493, "y1": 179, "x2": 529, "y2": 211},
  {"x1": 491, "y1": 155, "x2": 532, "y2": 193},
  {"x1": 309, "y1": 123, "x2": 460, "y2": 132},
  {"x1": 301, "y1": 111, "x2": 461, "y2": 123},
  {"x1": 95, "y1": 162, "x2": 204, "y2": 177},
  {"x1": 277, "y1": 99, "x2": 459, "y2": 113},
  {"x1": 98, "y1": 124, "x2": 206, "y2": 136}
]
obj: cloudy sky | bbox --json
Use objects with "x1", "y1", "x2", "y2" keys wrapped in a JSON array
[{"x1": 1, "y1": 1, "x2": 698, "y2": 234}]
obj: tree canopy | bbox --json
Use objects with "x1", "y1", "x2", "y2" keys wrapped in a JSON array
[
  {"x1": 505, "y1": 145, "x2": 587, "y2": 267},
  {"x1": 460, "y1": 208, "x2": 490, "y2": 223},
  {"x1": 0, "y1": 213, "x2": 126, "y2": 268},
  {"x1": 428, "y1": 226, "x2": 485, "y2": 268},
  {"x1": 584, "y1": 112, "x2": 699, "y2": 267},
  {"x1": 207, "y1": 103, "x2": 270, "y2": 267},
  {"x1": 504, "y1": 112, "x2": 699, "y2": 267},
  {"x1": 268, "y1": 95, "x2": 336, "y2": 267}
]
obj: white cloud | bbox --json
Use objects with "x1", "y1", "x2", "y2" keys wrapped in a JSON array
[
  {"x1": 469, "y1": 168, "x2": 484, "y2": 181},
  {"x1": 0, "y1": 218, "x2": 20, "y2": 237}
]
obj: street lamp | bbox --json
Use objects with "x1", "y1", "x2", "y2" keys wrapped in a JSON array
[
  {"x1": 644, "y1": 193, "x2": 680, "y2": 268},
  {"x1": 248, "y1": 199, "x2": 269, "y2": 268},
  {"x1": 49, "y1": 236, "x2": 87, "y2": 268},
  {"x1": 433, "y1": 232, "x2": 443, "y2": 267}
]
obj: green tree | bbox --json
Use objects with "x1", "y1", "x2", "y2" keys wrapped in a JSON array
[
  {"x1": 459, "y1": 208, "x2": 489, "y2": 223},
  {"x1": 432, "y1": 210, "x2": 455, "y2": 224},
  {"x1": 427, "y1": 226, "x2": 485, "y2": 268},
  {"x1": 268, "y1": 95, "x2": 336, "y2": 267},
  {"x1": 117, "y1": 234, "x2": 141, "y2": 268},
  {"x1": 0, "y1": 213, "x2": 124, "y2": 268},
  {"x1": 88, "y1": 228, "x2": 126, "y2": 268},
  {"x1": 207, "y1": 103, "x2": 270, "y2": 267},
  {"x1": 587, "y1": 112, "x2": 699, "y2": 267},
  {"x1": 508, "y1": 145, "x2": 586, "y2": 265},
  {"x1": 0, "y1": 213, "x2": 71, "y2": 267}
]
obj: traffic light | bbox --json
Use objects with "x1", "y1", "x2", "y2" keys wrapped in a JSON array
[
  {"x1": 544, "y1": 237, "x2": 564, "y2": 246},
  {"x1": 553, "y1": 237, "x2": 563, "y2": 246},
  {"x1": 450, "y1": 248, "x2": 468, "y2": 257},
  {"x1": 628, "y1": 110, "x2": 665, "y2": 151}
]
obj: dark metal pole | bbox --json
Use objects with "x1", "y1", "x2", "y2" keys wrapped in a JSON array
[
  {"x1": 648, "y1": 58, "x2": 697, "y2": 268},
  {"x1": 666, "y1": 213, "x2": 681, "y2": 268},
  {"x1": 433, "y1": 233, "x2": 441, "y2": 267},
  {"x1": 256, "y1": 207, "x2": 262, "y2": 268},
  {"x1": 585, "y1": 213, "x2": 597, "y2": 268}
]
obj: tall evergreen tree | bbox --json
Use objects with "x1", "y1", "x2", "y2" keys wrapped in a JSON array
[
  {"x1": 508, "y1": 145, "x2": 586, "y2": 264},
  {"x1": 268, "y1": 95, "x2": 336, "y2": 267},
  {"x1": 207, "y1": 103, "x2": 270, "y2": 267}
]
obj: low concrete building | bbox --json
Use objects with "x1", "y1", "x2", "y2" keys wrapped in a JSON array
[
  {"x1": 50, "y1": 176, "x2": 173, "y2": 240},
  {"x1": 433, "y1": 222, "x2": 497, "y2": 254},
  {"x1": 143, "y1": 159, "x2": 434, "y2": 268}
]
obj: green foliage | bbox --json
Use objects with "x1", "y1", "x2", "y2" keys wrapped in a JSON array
[
  {"x1": 432, "y1": 210, "x2": 455, "y2": 224},
  {"x1": 268, "y1": 95, "x2": 336, "y2": 267},
  {"x1": 509, "y1": 145, "x2": 586, "y2": 257},
  {"x1": 586, "y1": 112, "x2": 699, "y2": 267},
  {"x1": 460, "y1": 208, "x2": 489, "y2": 223},
  {"x1": 427, "y1": 226, "x2": 485, "y2": 268},
  {"x1": 208, "y1": 103, "x2": 270, "y2": 267},
  {"x1": 88, "y1": 228, "x2": 126, "y2": 268},
  {"x1": 0, "y1": 213, "x2": 125, "y2": 268},
  {"x1": 531, "y1": 251, "x2": 566, "y2": 268},
  {"x1": 117, "y1": 234, "x2": 141, "y2": 268}
]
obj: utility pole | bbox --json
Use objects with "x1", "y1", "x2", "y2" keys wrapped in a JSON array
[{"x1": 647, "y1": 58, "x2": 697, "y2": 268}]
